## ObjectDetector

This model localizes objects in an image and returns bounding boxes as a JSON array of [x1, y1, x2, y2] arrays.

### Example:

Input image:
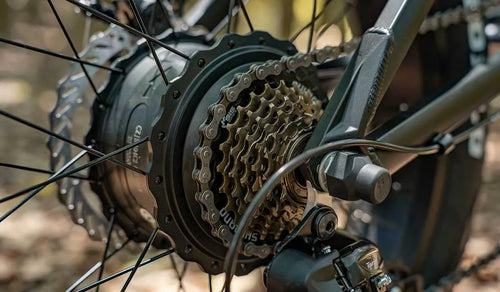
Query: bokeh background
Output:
[[0, 0, 498, 291]]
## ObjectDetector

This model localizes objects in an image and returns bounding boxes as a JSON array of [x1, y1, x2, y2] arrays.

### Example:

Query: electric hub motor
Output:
[[87, 31, 326, 275]]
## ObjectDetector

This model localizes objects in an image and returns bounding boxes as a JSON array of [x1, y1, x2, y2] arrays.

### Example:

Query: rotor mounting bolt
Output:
[[227, 40, 235, 48], [197, 58, 206, 67], [184, 245, 193, 254], [165, 215, 173, 224], [154, 175, 163, 184], [172, 90, 181, 99], [157, 131, 166, 141], [259, 37, 266, 44]]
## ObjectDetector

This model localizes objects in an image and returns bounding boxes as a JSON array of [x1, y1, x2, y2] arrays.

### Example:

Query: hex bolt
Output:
[[157, 131, 166, 141], [197, 58, 206, 67], [319, 152, 391, 204], [320, 245, 332, 255], [172, 90, 181, 99], [375, 274, 392, 288], [154, 175, 163, 184], [165, 215, 173, 224]]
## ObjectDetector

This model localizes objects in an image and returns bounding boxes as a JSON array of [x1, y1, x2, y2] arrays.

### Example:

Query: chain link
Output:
[[193, 37, 360, 258], [425, 244, 500, 291], [420, 0, 500, 34]]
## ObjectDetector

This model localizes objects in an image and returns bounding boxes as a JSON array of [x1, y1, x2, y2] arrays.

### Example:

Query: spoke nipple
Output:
[[197, 58, 206, 67]]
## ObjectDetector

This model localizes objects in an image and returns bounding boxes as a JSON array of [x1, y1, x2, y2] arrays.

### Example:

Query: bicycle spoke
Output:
[[0, 37, 122, 73], [96, 212, 116, 292], [0, 137, 148, 204], [148, 0, 159, 35], [0, 109, 145, 175], [179, 261, 188, 291], [208, 274, 213, 292], [157, 0, 178, 37], [46, 0, 101, 99], [170, 255, 188, 291], [226, 0, 236, 34], [0, 162, 91, 181], [121, 226, 159, 291], [237, 0, 253, 32], [205, 4, 241, 41], [0, 150, 87, 222], [126, 0, 169, 87], [316, 3, 353, 43], [290, 0, 334, 42], [66, 0, 189, 60], [67, 239, 131, 292], [77, 248, 173, 292], [307, 0, 317, 52], [82, 13, 92, 48]]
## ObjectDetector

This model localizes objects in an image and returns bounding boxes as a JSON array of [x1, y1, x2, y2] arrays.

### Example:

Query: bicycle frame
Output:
[[304, 0, 500, 176]]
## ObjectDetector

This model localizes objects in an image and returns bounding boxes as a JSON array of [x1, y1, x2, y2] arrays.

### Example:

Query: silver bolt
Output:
[[320, 245, 332, 255], [376, 274, 392, 288]]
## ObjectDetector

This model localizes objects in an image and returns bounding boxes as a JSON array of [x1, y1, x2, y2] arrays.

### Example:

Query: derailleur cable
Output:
[[223, 110, 500, 291]]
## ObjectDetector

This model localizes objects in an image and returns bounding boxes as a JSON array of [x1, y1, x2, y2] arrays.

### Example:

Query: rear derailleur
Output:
[[264, 204, 392, 292]]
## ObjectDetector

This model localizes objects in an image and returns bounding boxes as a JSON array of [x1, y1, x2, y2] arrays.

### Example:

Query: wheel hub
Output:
[[150, 31, 325, 273], [87, 31, 325, 275]]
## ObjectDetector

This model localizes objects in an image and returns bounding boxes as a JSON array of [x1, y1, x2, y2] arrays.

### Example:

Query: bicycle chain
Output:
[[192, 37, 360, 258], [420, 0, 500, 34], [425, 244, 500, 291]]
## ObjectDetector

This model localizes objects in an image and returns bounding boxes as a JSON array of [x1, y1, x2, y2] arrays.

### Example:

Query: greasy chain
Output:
[[192, 37, 360, 259]]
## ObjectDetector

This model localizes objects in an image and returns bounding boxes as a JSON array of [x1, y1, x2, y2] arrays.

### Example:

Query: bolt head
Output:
[[154, 175, 163, 184], [197, 58, 206, 67]]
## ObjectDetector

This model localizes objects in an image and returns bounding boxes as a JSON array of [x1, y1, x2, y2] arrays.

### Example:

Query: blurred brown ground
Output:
[[0, 0, 499, 291]]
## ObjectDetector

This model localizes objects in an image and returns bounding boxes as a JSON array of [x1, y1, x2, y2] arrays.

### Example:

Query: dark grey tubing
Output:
[[376, 52, 500, 173]]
